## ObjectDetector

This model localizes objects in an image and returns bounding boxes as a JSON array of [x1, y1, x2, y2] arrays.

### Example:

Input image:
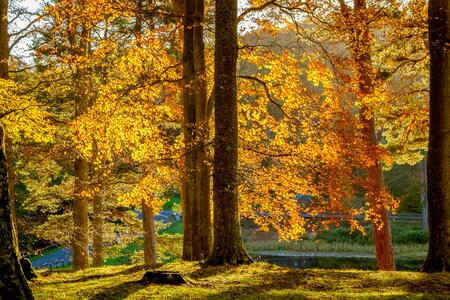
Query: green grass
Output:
[[162, 196, 181, 211], [158, 219, 183, 235], [29, 262, 450, 299]]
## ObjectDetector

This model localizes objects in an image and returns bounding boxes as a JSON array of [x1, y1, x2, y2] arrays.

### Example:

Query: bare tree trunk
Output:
[[339, 0, 395, 270], [142, 200, 157, 266], [0, 126, 34, 300], [181, 0, 212, 261], [92, 191, 103, 267], [423, 0, 450, 273], [204, 0, 252, 266], [419, 155, 429, 232]]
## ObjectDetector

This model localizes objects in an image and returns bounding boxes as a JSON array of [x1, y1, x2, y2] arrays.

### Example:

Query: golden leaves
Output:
[[0, 79, 54, 143]]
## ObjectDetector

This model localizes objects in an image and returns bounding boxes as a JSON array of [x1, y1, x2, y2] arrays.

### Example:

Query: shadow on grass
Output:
[[88, 280, 147, 300], [175, 266, 450, 300], [41, 265, 148, 284]]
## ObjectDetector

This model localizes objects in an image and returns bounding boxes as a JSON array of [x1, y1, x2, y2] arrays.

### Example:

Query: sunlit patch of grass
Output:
[[30, 262, 450, 299]]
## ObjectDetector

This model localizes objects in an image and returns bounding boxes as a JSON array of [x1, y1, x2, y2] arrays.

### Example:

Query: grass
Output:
[[158, 219, 183, 235], [29, 261, 450, 299], [162, 196, 181, 211]]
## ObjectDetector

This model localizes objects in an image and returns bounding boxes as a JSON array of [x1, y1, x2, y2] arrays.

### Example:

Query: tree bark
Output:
[[419, 155, 429, 232], [0, 0, 20, 253], [181, 0, 212, 261], [92, 191, 103, 267], [204, 0, 252, 266], [340, 0, 396, 271], [142, 200, 157, 266], [70, 9, 91, 270], [423, 0, 450, 273], [0, 126, 34, 300]]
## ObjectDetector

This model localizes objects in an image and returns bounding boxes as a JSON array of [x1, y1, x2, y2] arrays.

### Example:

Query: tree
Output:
[[0, 1, 35, 298], [180, 0, 212, 261], [0, 126, 34, 300], [337, 0, 395, 271], [204, 0, 252, 266], [422, 0, 450, 273]]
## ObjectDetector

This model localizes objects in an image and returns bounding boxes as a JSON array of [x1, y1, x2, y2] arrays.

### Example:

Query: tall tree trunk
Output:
[[92, 191, 103, 267], [423, 0, 450, 273], [71, 16, 91, 270], [0, 126, 34, 300], [340, 0, 395, 271], [181, 0, 211, 261], [0, 0, 20, 254], [133, 0, 158, 267], [204, 0, 252, 266], [142, 199, 157, 266], [419, 155, 429, 232]]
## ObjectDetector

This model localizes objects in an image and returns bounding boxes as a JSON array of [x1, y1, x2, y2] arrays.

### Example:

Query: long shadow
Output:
[[40, 265, 147, 284], [89, 280, 147, 300], [172, 267, 450, 300]]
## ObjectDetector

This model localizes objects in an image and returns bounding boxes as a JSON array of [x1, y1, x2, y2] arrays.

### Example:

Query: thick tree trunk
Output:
[[181, 0, 211, 261], [204, 0, 252, 266], [142, 200, 157, 266], [0, 126, 34, 300], [72, 156, 89, 270], [0, 0, 20, 252], [340, 0, 396, 271], [92, 192, 103, 267], [423, 0, 450, 273], [419, 155, 429, 232], [69, 0, 91, 269], [72, 49, 90, 272]]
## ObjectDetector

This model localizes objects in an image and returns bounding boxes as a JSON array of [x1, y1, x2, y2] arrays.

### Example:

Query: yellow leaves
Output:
[[0, 79, 54, 143]]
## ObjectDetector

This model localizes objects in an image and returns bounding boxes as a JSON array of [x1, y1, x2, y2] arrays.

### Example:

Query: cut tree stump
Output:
[[141, 271, 188, 285]]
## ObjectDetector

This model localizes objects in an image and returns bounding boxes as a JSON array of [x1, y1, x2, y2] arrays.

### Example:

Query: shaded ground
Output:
[[29, 262, 450, 299]]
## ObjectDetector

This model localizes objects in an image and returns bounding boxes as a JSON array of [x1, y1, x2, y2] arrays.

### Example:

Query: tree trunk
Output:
[[204, 0, 252, 266], [92, 192, 103, 267], [0, 126, 34, 300], [419, 155, 429, 232], [71, 26, 91, 271], [340, 0, 396, 270], [142, 200, 157, 266], [423, 0, 450, 273], [0, 0, 20, 253], [181, 0, 212, 261]]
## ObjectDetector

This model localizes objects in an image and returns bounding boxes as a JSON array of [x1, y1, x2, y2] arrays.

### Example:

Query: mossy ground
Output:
[[30, 262, 450, 299]]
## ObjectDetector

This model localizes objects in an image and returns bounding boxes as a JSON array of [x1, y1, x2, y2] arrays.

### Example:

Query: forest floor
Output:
[[29, 261, 450, 299]]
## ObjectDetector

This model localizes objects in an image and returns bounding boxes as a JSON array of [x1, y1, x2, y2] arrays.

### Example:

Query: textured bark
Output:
[[0, 0, 8, 79], [423, 0, 450, 273], [419, 155, 429, 232], [92, 192, 103, 267], [0, 0, 19, 252], [204, 0, 252, 266], [180, 0, 211, 261], [0, 126, 34, 300], [340, 0, 395, 271], [70, 8, 91, 270], [142, 200, 157, 266]]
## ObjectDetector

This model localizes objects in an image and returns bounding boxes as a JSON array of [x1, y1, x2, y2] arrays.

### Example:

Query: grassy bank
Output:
[[30, 262, 450, 299]]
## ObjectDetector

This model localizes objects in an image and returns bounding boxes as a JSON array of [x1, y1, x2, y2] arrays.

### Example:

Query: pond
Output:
[[252, 252, 423, 271]]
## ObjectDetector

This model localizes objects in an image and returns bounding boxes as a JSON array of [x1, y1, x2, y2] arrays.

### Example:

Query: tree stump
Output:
[[141, 271, 188, 285], [20, 258, 37, 280]]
